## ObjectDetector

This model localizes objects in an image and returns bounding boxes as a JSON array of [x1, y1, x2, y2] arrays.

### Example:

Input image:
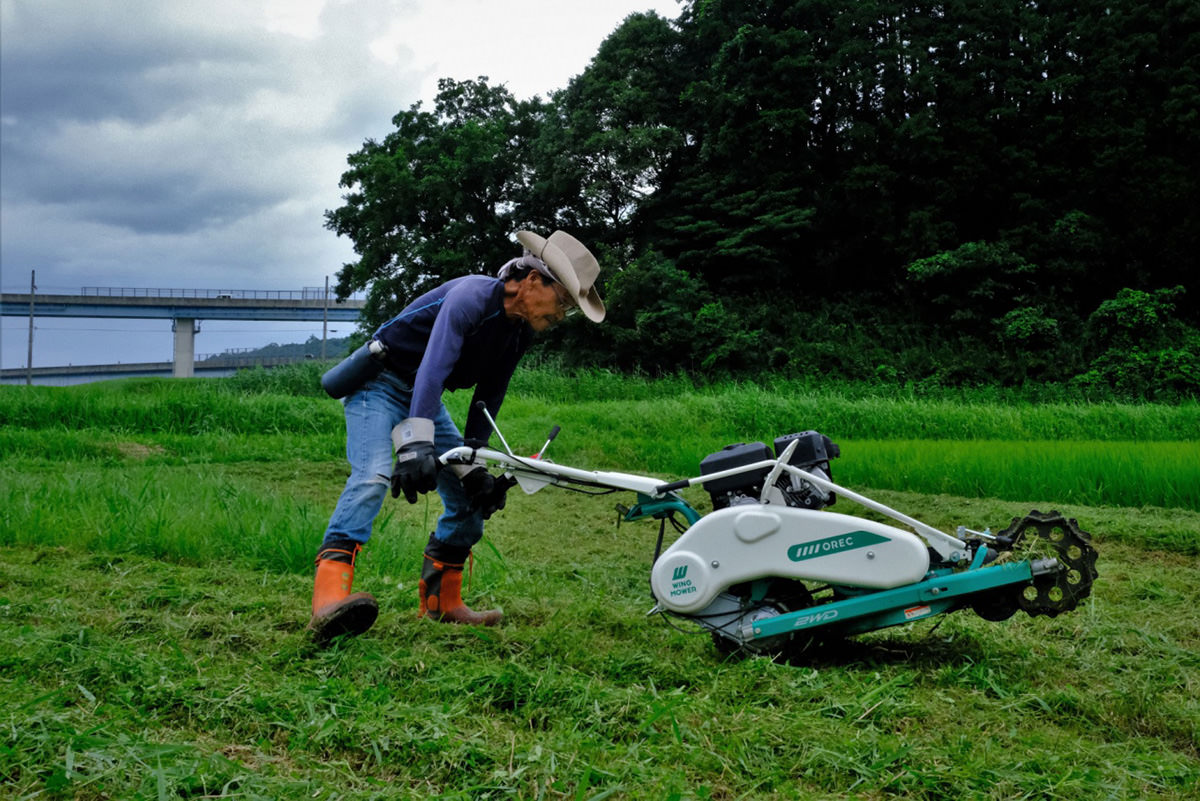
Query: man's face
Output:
[[515, 273, 575, 332]]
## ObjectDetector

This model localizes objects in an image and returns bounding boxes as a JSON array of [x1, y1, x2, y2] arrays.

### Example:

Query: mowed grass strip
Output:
[[1, 531, 1196, 799]]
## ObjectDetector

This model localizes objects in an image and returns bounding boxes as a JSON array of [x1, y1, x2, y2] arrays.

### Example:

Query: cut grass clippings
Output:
[[2, 531, 1197, 800]]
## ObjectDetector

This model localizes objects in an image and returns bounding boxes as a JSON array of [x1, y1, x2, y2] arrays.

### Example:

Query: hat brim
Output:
[[516, 230, 606, 323]]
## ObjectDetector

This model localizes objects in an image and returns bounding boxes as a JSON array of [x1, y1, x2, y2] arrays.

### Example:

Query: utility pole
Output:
[[26, 270, 36, 386], [322, 275, 329, 360]]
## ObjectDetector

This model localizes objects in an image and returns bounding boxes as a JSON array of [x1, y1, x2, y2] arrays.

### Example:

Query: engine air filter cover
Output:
[[773, 431, 839, 465], [699, 442, 773, 495]]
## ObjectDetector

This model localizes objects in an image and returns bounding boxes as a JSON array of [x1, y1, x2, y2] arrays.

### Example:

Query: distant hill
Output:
[[201, 335, 354, 362]]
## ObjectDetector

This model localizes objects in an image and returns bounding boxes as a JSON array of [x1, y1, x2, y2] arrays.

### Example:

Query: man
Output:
[[308, 230, 605, 643]]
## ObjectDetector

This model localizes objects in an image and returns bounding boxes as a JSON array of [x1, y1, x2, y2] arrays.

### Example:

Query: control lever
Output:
[[533, 425, 561, 460], [473, 401, 516, 457]]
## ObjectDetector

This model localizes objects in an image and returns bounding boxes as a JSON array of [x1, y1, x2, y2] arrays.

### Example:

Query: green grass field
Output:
[[2, 368, 1197, 799]]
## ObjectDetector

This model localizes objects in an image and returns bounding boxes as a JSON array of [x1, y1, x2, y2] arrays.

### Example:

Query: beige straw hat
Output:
[[515, 230, 606, 323]]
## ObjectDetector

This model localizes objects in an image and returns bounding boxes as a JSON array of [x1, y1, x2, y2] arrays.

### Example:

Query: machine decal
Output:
[[669, 574, 697, 598], [786, 531, 889, 562], [791, 608, 840, 628]]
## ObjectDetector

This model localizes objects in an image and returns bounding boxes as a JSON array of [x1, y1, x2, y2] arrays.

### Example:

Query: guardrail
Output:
[[78, 286, 366, 301]]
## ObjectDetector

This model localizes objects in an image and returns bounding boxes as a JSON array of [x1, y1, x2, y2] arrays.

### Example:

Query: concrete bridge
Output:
[[1, 286, 365, 378]]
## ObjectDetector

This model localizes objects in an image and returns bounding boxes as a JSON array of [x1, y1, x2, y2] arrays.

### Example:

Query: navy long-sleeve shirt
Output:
[[373, 275, 532, 444]]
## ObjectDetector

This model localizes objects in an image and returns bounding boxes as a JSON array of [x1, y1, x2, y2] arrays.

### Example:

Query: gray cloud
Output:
[[0, 0, 682, 368], [1, 2, 268, 125], [1, 0, 421, 288]]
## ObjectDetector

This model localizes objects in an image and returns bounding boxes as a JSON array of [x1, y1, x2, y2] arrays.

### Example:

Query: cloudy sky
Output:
[[0, 0, 681, 370]]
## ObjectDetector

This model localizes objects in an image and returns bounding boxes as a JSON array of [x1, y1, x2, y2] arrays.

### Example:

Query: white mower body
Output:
[[649, 506, 931, 614], [438, 415, 1097, 655]]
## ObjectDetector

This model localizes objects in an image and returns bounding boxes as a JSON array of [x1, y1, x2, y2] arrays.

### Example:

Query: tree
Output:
[[321, 0, 1199, 396], [649, 0, 825, 292], [526, 11, 688, 257], [324, 78, 542, 329], [1075, 286, 1199, 398]]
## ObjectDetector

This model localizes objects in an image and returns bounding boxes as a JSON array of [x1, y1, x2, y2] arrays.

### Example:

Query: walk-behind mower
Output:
[[441, 406, 1099, 658]]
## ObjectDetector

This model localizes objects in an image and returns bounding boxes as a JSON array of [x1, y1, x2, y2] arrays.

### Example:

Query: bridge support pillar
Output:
[[172, 318, 198, 378]]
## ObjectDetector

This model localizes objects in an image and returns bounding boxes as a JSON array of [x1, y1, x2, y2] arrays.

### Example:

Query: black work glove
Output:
[[390, 418, 440, 503], [461, 468, 517, 520]]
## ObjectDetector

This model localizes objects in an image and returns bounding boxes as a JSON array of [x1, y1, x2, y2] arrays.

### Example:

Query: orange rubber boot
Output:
[[307, 541, 379, 643], [418, 536, 502, 626]]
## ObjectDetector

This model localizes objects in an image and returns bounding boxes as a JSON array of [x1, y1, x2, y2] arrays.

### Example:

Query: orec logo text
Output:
[[786, 531, 888, 562]]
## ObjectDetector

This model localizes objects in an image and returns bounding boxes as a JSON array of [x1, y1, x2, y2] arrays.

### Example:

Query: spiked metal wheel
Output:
[[996, 510, 1100, 618]]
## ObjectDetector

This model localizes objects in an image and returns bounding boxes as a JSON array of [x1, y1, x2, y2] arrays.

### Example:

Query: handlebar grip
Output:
[[655, 479, 691, 494], [547, 425, 561, 441]]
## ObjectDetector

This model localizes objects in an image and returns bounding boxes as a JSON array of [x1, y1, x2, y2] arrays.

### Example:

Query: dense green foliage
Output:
[[2, 375, 1197, 798], [326, 0, 1199, 399]]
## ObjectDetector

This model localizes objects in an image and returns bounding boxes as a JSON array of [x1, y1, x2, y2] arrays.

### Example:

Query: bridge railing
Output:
[[78, 287, 365, 301]]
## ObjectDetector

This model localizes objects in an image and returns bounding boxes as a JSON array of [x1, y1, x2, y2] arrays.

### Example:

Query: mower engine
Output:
[[700, 431, 840, 511]]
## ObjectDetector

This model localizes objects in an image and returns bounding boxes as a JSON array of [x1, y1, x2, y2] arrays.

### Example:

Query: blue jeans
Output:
[[322, 370, 484, 549]]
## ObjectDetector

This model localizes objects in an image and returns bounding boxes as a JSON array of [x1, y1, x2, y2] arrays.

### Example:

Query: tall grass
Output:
[[508, 366, 1200, 440], [0, 378, 341, 434], [840, 439, 1200, 511], [0, 428, 346, 464], [5, 366, 1197, 441], [2, 372, 1197, 515], [1, 375, 1198, 565], [1, 463, 315, 570]]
